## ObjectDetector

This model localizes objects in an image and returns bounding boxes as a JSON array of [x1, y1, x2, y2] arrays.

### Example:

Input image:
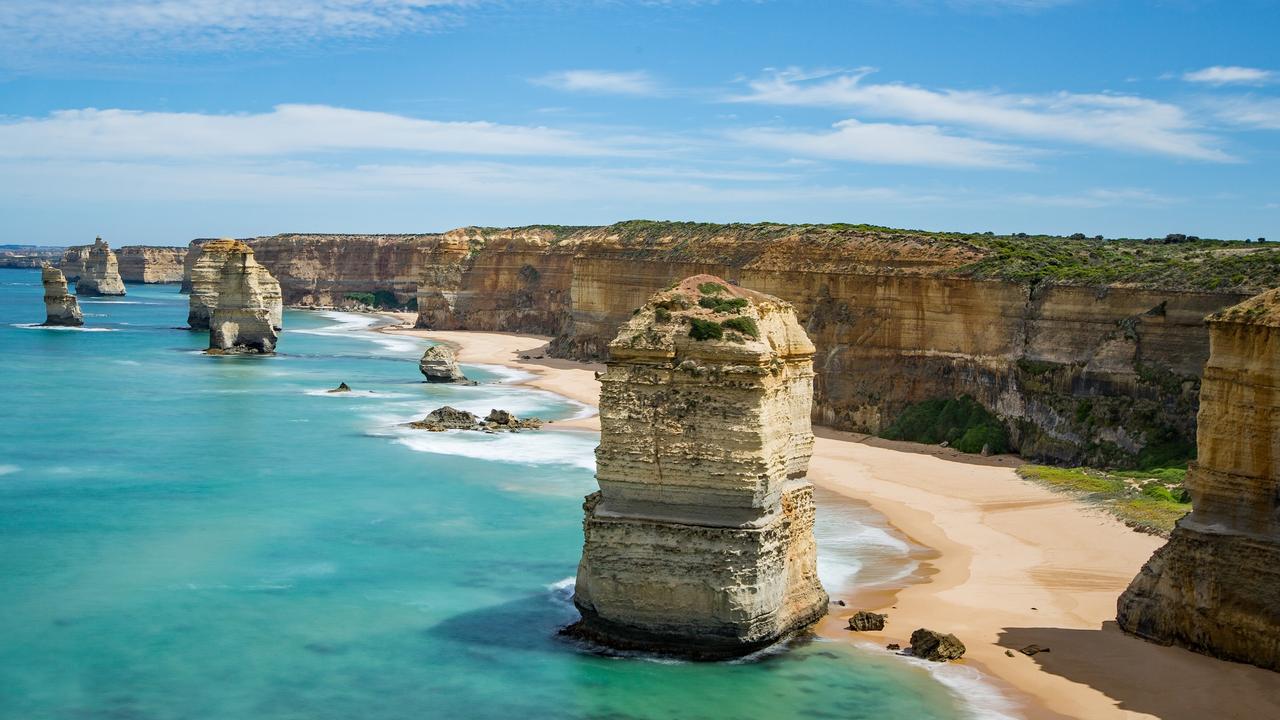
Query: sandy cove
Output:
[[376, 317, 1280, 720]]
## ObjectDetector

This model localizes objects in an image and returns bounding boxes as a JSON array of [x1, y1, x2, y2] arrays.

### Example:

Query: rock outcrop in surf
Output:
[[40, 265, 83, 327], [207, 242, 282, 355], [567, 274, 828, 659], [1117, 288, 1280, 672], [74, 238, 125, 296], [419, 345, 466, 383]]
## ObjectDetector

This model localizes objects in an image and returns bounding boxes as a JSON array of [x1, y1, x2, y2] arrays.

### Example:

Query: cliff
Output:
[[40, 265, 83, 326], [116, 246, 185, 283], [189, 239, 282, 331], [569, 275, 827, 658], [208, 242, 281, 354], [177, 222, 1279, 465], [73, 238, 126, 296], [1117, 289, 1280, 671]]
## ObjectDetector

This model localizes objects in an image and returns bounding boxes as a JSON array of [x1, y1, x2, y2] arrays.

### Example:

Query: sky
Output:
[[0, 0, 1277, 245]]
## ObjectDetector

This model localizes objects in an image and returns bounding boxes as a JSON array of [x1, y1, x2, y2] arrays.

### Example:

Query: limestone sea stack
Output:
[[568, 274, 828, 659], [74, 238, 126, 296], [40, 265, 83, 326], [1117, 288, 1280, 671], [189, 239, 282, 332], [419, 345, 467, 383], [207, 242, 281, 354]]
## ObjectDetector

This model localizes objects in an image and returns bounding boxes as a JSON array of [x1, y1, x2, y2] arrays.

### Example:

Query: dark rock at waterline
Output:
[[409, 406, 478, 431], [846, 611, 887, 632], [483, 408, 543, 430], [907, 628, 966, 661], [328, 382, 351, 393], [886, 643, 901, 651]]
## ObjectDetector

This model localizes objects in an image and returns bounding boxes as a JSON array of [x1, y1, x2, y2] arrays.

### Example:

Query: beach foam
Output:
[[11, 323, 116, 332]]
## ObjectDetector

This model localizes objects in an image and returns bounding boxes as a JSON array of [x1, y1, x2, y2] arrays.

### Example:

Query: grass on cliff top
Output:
[[1017, 465, 1191, 535]]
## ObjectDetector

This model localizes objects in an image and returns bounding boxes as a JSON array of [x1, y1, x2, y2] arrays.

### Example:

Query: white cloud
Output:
[[532, 70, 662, 96], [1212, 97, 1280, 130], [731, 68, 1233, 162], [0, 105, 624, 159], [1183, 66, 1274, 86], [733, 119, 1030, 168], [1006, 187, 1177, 208]]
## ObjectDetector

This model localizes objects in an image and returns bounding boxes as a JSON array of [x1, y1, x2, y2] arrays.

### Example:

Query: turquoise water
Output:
[[0, 269, 985, 720]]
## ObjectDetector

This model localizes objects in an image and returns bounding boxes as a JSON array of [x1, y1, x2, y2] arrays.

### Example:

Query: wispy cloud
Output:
[[532, 69, 662, 96], [1006, 187, 1177, 208], [0, 105, 626, 159], [733, 119, 1030, 168], [731, 68, 1233, 162], [1182, 66, 1274, 86], [1212, 96, 1280, 130]]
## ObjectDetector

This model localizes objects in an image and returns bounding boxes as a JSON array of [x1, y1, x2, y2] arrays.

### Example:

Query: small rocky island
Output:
[[409, 406, 542, 432], [419, 345, 467, 383], [1118, 288, 1280, 671], [74, 238, 126, 296], [40, 265, 83, 327], [567, 274, 828, 659], [207, 241, 283, 355]]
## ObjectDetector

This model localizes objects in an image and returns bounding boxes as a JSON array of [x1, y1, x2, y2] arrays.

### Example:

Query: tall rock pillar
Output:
[[570, 274, 827, 658], [40, 265, 84, 326], [1117, 288, 1280, 671], [74, 238, 126, 296], [207, 242, 282, 355]]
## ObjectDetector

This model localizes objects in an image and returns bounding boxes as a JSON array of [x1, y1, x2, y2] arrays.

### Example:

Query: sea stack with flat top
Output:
[[568, 274, 827, 659], [1117, 287, 1280, 672], [189, 238, 282, 332], [74, 237, 126, 296], [208, 241, 281, 355], [40, 264, 84, 326]]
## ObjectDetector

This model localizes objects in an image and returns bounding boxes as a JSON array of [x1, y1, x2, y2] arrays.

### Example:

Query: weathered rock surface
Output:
[[40, 265, 83, 326], [73, 238, 126, 296], [1117, 289, 1280, 672], [846, 611, 887, 632], [419, 345, 466, 383], [407, 406, 542, 432], [207, 242, 280, 354], [189, 239, 282, 331], [569, 275, 828, 659], [116, 246, 185, 283], [328, 382, 351, 393], [482, 408, 542, 430], [908, 628, 967, 661]]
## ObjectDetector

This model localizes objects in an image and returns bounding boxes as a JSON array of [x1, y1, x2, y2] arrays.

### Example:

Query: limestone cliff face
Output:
[[189, 240, 282, 331], [245, 234, 442, 307], [1117, 289, 1280, 672], [40, 265, 83, 326], [73, 239, 126, 296], [570, 275, 827, 658], [208, 242, 281, 354], [116, 246, 185, 283]]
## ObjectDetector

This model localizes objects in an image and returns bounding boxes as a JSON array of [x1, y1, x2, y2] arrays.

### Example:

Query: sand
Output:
[[377, 317, 1280, 720]]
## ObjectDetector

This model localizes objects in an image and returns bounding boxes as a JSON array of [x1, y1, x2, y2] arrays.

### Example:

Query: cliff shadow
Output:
[[997, 622, 1280, 719]]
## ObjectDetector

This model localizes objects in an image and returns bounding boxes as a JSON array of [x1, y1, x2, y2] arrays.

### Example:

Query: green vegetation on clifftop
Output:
[[1017, 465, 1191, 535]]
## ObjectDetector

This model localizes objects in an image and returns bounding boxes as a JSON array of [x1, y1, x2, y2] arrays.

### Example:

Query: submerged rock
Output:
[[1117, 288, 1280, 672], [419, 345, 466, 383], [40, 265, 83, 327], [207, 242, 281, 355], [908, 628, 966, 662], [74, 238, 126, 296], [568, 274, 828, 659], [846, 611, 887, 632]]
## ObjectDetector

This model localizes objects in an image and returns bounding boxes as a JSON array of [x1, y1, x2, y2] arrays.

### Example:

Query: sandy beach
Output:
[[378, 318, 1280, 720]]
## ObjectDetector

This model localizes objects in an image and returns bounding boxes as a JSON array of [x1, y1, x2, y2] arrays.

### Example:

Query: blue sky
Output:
[[1, 0, 1277, 245]]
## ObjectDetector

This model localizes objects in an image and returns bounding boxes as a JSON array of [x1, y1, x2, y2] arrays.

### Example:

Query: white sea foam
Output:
[[390, 427, 597, 471], [0, 465, 18, 476], [913, 656, 1021, 720], [304, 388, 413, 399], [469, 363, 536, 384], [11, 323, 116, 332], [77, 300, 157, 305], [295, 311, 423, 355]]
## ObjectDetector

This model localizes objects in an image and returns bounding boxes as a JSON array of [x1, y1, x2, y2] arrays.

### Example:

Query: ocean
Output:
[[0, 268, 997, 719]]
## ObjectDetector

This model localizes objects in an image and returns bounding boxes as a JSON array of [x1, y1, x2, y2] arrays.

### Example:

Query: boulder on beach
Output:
[[907, 628, 966, 662], [846, 611, 887, 632], [419, 345, 466, 383], [483, 408, 543, 430]]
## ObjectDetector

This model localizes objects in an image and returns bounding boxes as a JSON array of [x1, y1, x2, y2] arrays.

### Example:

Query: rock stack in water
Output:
[[74, 238, 126, 296], [189, 239, 282, 332], [1117, 288, 1280, 672], [40, 265, 83, 326], [419, 345, 467, 383], [569, 274, 828, 658], [207, 242, 282, 354]]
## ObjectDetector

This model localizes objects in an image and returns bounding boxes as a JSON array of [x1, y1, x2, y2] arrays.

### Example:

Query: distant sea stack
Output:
[[207, 241, 282, 354], [568, 274, 828, 659], [74, 238, 126, 296], [1117, 288, 1280, 672], [189, 239, 282, 332], [40, 265, 83, 327]]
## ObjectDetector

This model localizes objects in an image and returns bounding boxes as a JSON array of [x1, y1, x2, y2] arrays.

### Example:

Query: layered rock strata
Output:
[[189, 239, 282, 331], [40, 265, 83, 326], [74, 238, 126, 296], [1117, 289, 1280, 672], [569, 275, 828, 658], [207, 242, 281, 354], [116, 246, 185, 283], [419, 345, 467, 383]]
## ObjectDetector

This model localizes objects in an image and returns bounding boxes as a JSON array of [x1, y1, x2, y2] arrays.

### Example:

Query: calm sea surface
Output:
[[0, 268, 994, 720]]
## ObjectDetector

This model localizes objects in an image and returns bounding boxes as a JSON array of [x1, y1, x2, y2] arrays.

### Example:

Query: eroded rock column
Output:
[[569, 274, 827, 658], [74, 238, 126, 296], [40, 265, 83, 326], [208, 242, 281, 354], [1117, 288, 1280, 671]]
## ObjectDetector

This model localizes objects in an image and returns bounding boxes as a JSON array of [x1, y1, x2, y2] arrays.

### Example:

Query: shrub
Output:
[[345, 292, 376, 306], [698, 296, 749, 313], [697, 282, 727, 295], [688, 317, 724, 340], [654, 307, 672, 322], [881, 396, 1009, 454], [721, 316, 759, 338]]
